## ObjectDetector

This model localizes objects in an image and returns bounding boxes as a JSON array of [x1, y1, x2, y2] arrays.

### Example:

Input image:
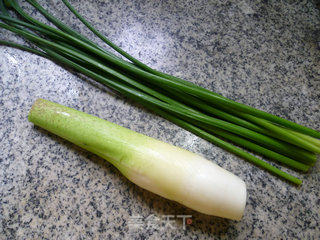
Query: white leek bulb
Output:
[[28, 99, 246, 220]]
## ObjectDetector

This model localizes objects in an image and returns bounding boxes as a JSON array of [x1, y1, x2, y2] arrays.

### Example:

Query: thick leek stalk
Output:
[[28, 99, 247, 220]]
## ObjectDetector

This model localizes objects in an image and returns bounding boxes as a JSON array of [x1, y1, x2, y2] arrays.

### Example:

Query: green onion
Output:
[[59, 0, 320, 139], [1, 0, 319, 185], [0, 21, 313, 164], [41, 46, 306, 184]]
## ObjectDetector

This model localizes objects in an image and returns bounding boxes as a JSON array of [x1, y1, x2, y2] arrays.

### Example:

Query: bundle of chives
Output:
[[1, 0, 319, 185]]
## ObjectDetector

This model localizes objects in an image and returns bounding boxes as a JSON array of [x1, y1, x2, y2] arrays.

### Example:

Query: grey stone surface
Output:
[[0, 0, 319, 239]]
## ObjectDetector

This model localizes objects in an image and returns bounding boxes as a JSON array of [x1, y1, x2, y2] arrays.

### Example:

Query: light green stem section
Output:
[[288, 129, 320, 148], [28, 98, 149, 176]]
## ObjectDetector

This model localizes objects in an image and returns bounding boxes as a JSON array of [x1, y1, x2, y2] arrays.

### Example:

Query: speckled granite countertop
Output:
[[0, 0, 319, 239]]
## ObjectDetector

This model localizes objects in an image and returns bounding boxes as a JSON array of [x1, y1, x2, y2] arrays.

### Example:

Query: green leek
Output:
[[28, 99, 247, 220]]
